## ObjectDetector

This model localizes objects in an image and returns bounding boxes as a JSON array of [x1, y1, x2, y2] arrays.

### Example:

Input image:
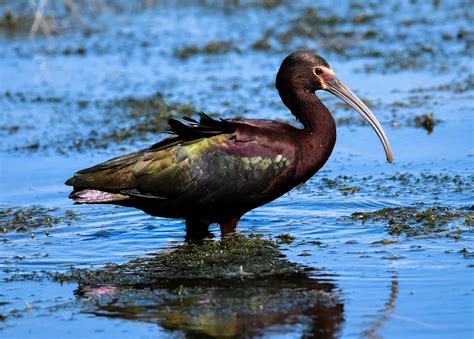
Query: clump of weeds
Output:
[[350, 205, 473, 237], [414, 113, 439, 134], [174, 40, 238, 59], [0, 206, 79, 235], [53, 234, 305, 285]]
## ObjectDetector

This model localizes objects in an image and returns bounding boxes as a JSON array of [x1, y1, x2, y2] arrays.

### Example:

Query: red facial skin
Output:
[[314, 66, 336, 89]]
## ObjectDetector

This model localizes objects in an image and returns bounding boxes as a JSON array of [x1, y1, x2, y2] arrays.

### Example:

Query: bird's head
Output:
[[276, 51, 393, 163]]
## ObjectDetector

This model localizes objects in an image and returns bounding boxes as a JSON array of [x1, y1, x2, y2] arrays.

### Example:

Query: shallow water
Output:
[[1, 1, 473, 338]]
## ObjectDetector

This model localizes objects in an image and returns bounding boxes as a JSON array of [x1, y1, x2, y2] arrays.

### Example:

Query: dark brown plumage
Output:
[[66, 51, 393, 239]]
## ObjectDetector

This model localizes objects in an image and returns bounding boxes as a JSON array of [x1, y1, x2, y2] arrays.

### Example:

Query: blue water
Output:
[[1, 1, 473, 338]]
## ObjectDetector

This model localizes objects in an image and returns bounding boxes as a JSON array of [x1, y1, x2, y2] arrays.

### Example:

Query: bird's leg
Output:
[[185, 218, 212, 241], [220, 218, 240, 237]]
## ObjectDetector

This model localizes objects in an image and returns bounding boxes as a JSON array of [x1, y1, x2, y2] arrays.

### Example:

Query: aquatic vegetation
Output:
[[350, 205, 473, 237], [250, 3, 471, 72], [414, 113, 438, 134], [53, 234, 306, 285], [0, 10, 23, 29], [174, 40, 238, 59], [0, 125, 20, 134], [4, 92, 199, 152], [62, 46, 87, 56], [69, 92, 197, 150], [338, 185, 360, 195], [314, 173, 473, 197], [0, 10, 35, 34], [371, 239, 398, 245], [52, 233, 344, 337], [0, 206, 78, 234], [251, 37, 272, 51], [276, 233, 295, 244]]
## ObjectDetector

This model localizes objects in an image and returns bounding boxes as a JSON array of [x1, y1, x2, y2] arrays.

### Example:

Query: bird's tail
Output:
[[69, 189, 129, 204]]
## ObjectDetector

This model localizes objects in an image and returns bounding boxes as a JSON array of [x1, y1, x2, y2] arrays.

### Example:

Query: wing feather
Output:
[[66, 114, 294, 208]]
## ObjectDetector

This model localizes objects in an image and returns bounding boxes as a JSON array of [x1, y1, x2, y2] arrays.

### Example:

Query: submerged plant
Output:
[[0, 206, 79, 234], [53, 234, 305, 285], [174, 40, 238, 59], [414, 113, 438, 134], [350, 205, 473, 237]]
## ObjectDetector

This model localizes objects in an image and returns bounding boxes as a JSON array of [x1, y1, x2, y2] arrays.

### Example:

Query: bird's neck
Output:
[[285, 89, 337, 182]]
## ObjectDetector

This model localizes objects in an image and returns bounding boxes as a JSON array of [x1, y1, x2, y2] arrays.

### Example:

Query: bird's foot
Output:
[[220, 218, 240, 237]]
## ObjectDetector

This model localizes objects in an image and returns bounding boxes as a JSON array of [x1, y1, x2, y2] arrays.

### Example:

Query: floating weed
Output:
[[0, 206, 79, 234], [174, 40, 238, 59], [315, 173, 473, 197], [338, 186, 360, 195], [459, 248, 474, 259], [251, 37, 272, 51], [65, 92, 198, 151], [371, 239, 398, 245], [410, 74, 474, 94], [414, 113, 439, 134], [276, 233, 296, 244], [0, 10, 36, 35], [252, 3, 471, 72], [62, 46, 87, 56], [53, 234, 305, 285], [318, 177, 361, 195], [350, 205, 473, 237], [5, 91, 200, 153]]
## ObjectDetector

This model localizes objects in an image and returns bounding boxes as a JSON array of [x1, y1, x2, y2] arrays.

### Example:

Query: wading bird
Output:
[[66, 51, 393, 239]]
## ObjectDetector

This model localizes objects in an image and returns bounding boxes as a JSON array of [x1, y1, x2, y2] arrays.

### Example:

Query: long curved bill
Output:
[[325, 78, 393, 163]]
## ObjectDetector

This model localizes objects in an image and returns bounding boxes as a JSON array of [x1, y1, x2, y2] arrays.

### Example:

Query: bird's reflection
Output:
[[75, 274, 345, 338], [361, 275, 399, 338]]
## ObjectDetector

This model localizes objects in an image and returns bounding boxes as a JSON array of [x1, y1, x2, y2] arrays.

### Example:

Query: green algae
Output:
[[3, 91, 63, 103], [371, 239, 398, 245], [64, 92, 198, 152], [53, 234, 306, 285], [414, 113, 438, 134], [174, 40, 238, 59], [410, 74, 474, 94], [350, 205, 473, 237], [318, 178, 360, 195], [251, 3, 471, 72], [315, 173, 473, 197], [276, 233, 295, 244], [0, 206, 79, 234], [0, 10, 34, 34], [0, 10, 23, 29], [338, 185, 360, 195], [251, 37, 272, 51], [3, 90, 199, 153]]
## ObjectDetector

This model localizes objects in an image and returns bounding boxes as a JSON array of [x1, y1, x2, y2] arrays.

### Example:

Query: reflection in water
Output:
[[361, 276, 399, 338], [76, 275, 344, 338]]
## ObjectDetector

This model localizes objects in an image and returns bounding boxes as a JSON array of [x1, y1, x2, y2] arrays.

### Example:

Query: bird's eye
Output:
[[315, 68, 324, 75]]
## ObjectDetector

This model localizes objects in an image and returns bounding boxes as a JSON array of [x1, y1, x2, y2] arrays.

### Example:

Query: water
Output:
[[0, 1, 473, 338]]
